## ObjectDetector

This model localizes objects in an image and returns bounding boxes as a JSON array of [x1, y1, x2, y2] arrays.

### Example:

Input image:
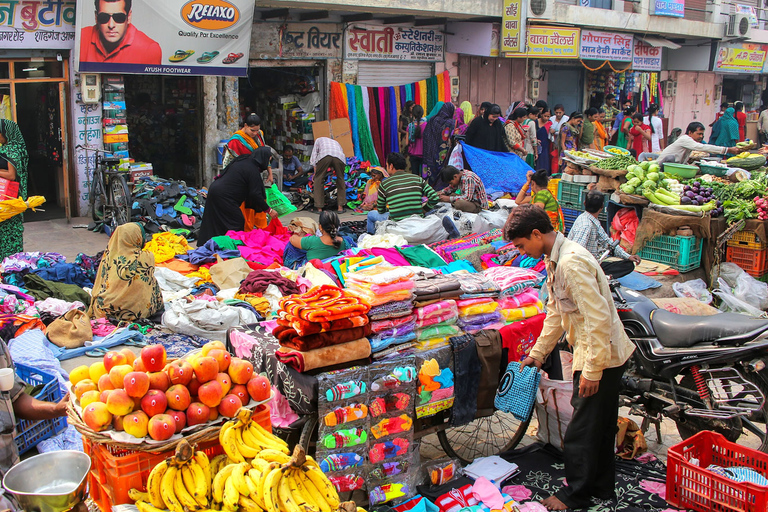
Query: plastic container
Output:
[[727, 230, 768, 251], [699, 162, 728, 177], [603, 145, 630, 156], [216, 139, 228, 166], [726, 246, 768, 278], [562, 207, 580, 235], [667, 431, 768, 512], [637, 234, 702, 273], [14, 363, 66, 455], [662, 162, 699, 179], [557, 181, 588, 210], [547, 178, 560, 199]]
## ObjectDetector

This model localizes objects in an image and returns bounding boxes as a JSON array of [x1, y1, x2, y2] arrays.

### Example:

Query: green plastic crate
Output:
[[557, 181, 587, 210], [637, 235, 702, 273]]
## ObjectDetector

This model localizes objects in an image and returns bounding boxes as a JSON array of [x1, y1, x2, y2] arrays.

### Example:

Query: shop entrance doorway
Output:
[[546, 69, 584, 115]]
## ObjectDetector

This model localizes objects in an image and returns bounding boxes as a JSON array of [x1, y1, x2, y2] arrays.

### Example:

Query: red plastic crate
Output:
[[726, 246, 768, 278], [666, 431, 768, 512]]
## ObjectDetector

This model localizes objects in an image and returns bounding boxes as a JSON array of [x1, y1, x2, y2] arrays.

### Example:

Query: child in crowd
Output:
[[629, 114, 651, 158], [356, 166, 389, 212], [282, 145, 309, 191]]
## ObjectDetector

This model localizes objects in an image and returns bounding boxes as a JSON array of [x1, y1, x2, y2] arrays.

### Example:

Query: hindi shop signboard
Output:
[[0, 0, 76, 49], [713, 42, 768, 74], [344, 24, 444, 62], [501, 0, 523, 53], [632, 39, 662, 71], [75, 0, 255, 76], [280, 24, 341, 59], [580, 30, 633, 62], [652, 0, 685, 18], [518, 26, 580, 59]]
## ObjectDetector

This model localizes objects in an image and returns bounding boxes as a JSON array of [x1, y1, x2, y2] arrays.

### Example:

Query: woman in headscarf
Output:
[[198, 146, 277, 245], [89, 223, 163, 321], [453, 104, 468, 136], [714, 107, 740, 148], [465, 104, 507, 152], [422, 102, 456, 188], [504, 107, 529, 159], [0, 119, 29, 261], [460, 101, 474, 125]]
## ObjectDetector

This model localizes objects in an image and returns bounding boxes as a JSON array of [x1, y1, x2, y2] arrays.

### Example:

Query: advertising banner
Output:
[[501, 0, 523, 53], [75, 0, 255, 76], [652, 0, 685, 17], [0, 0, 76, 49], [580, 30, 633, 62], [514, 26, 579, 59], [633, 40, 662, 71], [344, 24, 444, 61], [714, 42, 768, 74], [280, 24, 342, 59]]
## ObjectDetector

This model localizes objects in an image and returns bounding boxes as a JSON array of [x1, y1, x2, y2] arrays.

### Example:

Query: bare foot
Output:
[[541, 495, 569, 511]]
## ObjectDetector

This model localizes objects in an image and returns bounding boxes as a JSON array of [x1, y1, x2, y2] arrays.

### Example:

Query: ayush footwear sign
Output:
[[75, 0, 254, 76]]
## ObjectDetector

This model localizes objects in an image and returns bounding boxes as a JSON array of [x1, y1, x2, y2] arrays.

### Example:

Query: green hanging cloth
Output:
[[354, 86, 380, 165]]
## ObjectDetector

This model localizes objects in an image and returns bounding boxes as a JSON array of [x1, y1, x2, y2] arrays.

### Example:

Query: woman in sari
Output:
[[422, 102, 456, 188], [617, 106, 635, 149], [0, 119, 29, 261], [714, 107, 740, 148], [593, 111, 609, 151], [89, 223, 163, 321], [515, 169, 564, 232], [504, 108, 529, 159]]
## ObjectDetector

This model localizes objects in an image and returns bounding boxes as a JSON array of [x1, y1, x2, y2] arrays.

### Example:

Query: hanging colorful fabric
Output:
[[354, 86, 380, 165], [346, 83, 364, 161], [436, 73, 445, 103], [329, 83, 348, 120], [418, 80, 428, 108], [442, 70, 452, 101], [389, 87, 400, 153]]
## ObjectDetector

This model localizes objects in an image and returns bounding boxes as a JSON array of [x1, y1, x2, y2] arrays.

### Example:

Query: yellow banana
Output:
[[293, 468, 325, 512], [233, 425, 261, 459], [240, 495, 264, 512], [195, 451, 212, 496], [231, 462, 251, 496], [135, 500, 167, 512], [286, 467, 312, 510], [160, 465, 184, 512], [174, 465, 200, 511], [187, 460, 209, 508], [146, 459, 169, 509], [210, 453, 227, 477], [221, 426, 246, 463], [259, 449, 291, 464], [251, 421, 288, 447], [278, 467, 300, 512], [223, 478, 240, 510], [244, 468, 259, 497], [242, 427, 266, 451], [247, 468, 265, 508], [262, 465, 284, 512], [302, 466, 339, 509], [219, 419, 234, 441], [303, 455, 321, 470], [128, 488, 150, 503], [251, 457, 270, 473], [212, 463, 236, 503], [248, 422, 289, 453], [257, 462, 279, 503], [357, 508, 367, 512]]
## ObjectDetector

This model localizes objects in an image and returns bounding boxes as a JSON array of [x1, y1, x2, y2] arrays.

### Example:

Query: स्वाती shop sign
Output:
[[0, 0, 76, 49], [75, 0, 255, 76], [580, 30, 633, 62], [714, 42, 768, 73], [517, 26, 579, 58], [633, 39, 662, 71], [344, 24, 444, 61]]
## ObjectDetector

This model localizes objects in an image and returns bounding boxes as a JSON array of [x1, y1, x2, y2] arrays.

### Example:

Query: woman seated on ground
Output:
[[289, 211, 348, 261], [515, 169, 565, 232], [89, 223, 163, 321]]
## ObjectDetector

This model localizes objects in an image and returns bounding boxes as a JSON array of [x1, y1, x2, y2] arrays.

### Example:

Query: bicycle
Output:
[[77, 145, 132, 232]]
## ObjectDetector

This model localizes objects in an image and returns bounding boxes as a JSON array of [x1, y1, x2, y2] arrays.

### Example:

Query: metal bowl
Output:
[[3, 450, 91, 512]]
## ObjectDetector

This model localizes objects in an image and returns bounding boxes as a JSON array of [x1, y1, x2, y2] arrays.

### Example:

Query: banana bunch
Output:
[[211, 445, 343, 512], [133, 440, 213, 512], [220, 408, 290, 464]]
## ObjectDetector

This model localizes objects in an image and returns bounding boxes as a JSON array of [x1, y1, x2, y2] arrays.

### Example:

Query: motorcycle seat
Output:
[[651, 309, 768, 348]]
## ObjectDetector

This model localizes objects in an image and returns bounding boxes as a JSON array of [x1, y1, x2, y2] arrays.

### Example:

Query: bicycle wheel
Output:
[[90, 168, 107, 222], [108, 174, 132, 227], [437, 411, 531, 464]]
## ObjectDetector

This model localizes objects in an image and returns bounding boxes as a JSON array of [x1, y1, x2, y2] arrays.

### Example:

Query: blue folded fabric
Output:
[[33, 263, 93, 288], [461, 142, 531, 195], [178, 239, 241, 264], [618, 271, 662, 291]]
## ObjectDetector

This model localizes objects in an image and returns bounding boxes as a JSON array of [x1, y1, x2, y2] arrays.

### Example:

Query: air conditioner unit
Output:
[[662, 80, 677, 97], [528, 0, 554, 20], [529, 79, 541, 100], [727, 13, 752, 38]]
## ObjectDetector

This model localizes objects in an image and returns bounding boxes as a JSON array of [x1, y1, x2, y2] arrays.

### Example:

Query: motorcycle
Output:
[[600, 243, 768, 450]]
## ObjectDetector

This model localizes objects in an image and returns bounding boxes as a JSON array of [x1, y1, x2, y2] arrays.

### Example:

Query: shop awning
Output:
[[640, 36, 681, 50]]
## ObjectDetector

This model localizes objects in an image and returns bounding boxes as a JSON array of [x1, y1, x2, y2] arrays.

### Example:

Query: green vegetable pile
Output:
[[594, 154, 638, 170], [619, 161, 661, 196]]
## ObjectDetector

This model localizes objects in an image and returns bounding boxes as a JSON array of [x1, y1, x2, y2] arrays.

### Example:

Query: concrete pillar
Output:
[[201, 76, 239, 186]]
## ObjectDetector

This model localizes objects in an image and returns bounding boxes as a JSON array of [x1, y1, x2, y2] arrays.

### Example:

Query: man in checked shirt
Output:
[[438, 166, 488, 213]]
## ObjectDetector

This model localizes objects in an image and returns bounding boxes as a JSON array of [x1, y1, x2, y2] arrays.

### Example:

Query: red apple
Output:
[[208, 349, 231, 372], [120, 348, 136, 365], [140, 344, 167, 372], [192, 356, 219, 383], [186, 402, 211, 427], [246, 375, 271, 402], [230, 384, 249, 405], [103, 351, 128, 372], [148, 371, 171, 392], [167, 360, 194, 386], [141, 389, 168, 417], [148, 414, 176, 441], [228, 358, 254, 385], [123, 371, 150, 398], [218, 394, 242, 418], [167, 410, 186, 433], [166, 384, 191, 411]]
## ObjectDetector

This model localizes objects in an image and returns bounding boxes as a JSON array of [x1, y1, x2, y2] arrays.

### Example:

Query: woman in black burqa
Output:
[[464, 103, 508, 152], [198, 146, 277, 245]]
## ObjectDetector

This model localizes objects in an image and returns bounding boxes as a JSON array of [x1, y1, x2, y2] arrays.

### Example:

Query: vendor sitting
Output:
[[367, 152, 460, 238], [568, 187, 641, 279], [438, 166, 488, 213], [282, 145, 309, 191], [655, 122, 740, 164], [289, 211, 348, 261]]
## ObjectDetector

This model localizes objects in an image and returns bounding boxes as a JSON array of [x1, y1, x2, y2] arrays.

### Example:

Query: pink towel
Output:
[[471, 477, 504, 510]]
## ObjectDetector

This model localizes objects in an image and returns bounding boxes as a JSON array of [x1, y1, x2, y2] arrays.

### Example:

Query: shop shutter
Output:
[[356, 62, 434, 87], [684, 0, 707, 22]]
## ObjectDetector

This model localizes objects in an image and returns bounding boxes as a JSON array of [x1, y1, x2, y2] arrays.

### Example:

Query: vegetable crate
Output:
[[562, 207, 580, 235], [556, 181, 607, 224], [667, 431, 768, 512], [14, 363, 67, 455], [726, 246, 768, 278], [637, 235, 702, 273], [727, 230, 768, 251], [547, 178, 561, 199]]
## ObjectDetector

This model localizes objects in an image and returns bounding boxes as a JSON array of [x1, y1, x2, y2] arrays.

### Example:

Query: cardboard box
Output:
[[311, 118, 354, 159], [0, 178, 19, 198], [104, 133, 129, 143]]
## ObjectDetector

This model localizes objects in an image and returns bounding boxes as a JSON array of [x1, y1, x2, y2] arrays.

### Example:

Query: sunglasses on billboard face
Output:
[[97, 12, 127, 24]]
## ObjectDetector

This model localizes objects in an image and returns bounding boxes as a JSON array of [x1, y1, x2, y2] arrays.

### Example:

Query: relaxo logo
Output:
[[181, 0, 240, 31]]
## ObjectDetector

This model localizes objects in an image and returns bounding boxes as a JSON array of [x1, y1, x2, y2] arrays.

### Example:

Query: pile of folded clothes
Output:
[[454, 272, 500, 299], [274, 285, 372, 372], [414, 299, 461, 345], [412, 273, 462, 302], [482, 267, 545, 298], [497, 288, 544, 324], [456, 298, 503, 334]]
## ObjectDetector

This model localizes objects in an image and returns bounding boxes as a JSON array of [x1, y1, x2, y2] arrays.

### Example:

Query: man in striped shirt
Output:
[[367, 152, 459, 238]]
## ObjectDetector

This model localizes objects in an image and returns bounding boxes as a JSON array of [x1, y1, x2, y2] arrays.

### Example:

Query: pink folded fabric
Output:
[[498, 288, 540, 309], [415, 300, 457, 320], [370, 280, 415, 294], [455, 298, 494, 308], [371, 313, 417, 333], [472, 477, 504, 510], [416, 312, 457, 329]]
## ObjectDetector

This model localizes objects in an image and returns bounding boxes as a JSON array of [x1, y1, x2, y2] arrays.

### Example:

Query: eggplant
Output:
[[691, 200, 699, 206], [695, 195, 705, 203], [685, 191, 696, 198], [680, 196, 692, 204]]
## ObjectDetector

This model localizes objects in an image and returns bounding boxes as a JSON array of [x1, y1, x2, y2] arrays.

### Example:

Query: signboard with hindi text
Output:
[[713, 42, 768, 74], [75, 0, 255, 76], [580, 30, 633, 62], [632, 39, 662, 71], [501, 0, 523, 53], [279, 24, 341, 59], [652, 0, 685, 17], [344, 24, 444, 61], [0, 0, 76, 49], [512, 26, 579, 59]]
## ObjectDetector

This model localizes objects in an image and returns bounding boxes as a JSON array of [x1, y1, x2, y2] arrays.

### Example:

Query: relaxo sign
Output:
[[75, 0, 254, 76]]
